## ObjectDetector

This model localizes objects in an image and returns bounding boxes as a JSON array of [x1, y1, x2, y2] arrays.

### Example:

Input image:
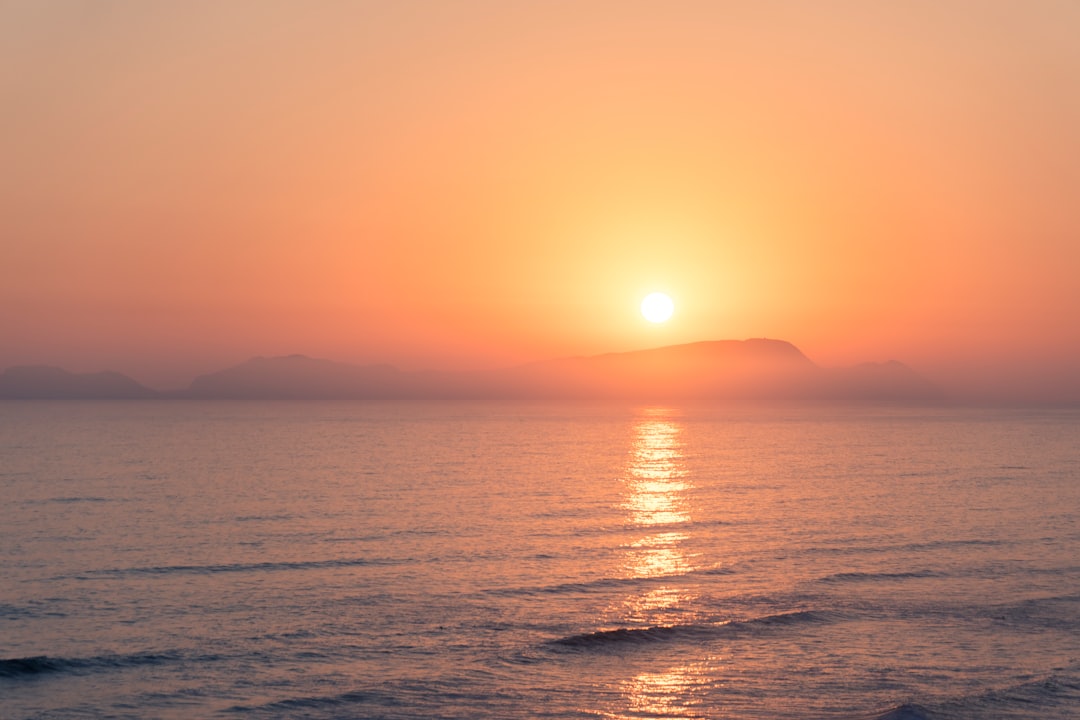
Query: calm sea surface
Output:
[[1, 401, 1078, 719]]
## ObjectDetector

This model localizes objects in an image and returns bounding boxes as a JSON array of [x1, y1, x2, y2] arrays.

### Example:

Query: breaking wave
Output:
[[549, 609, 836, 650], [0, 650, 200, 679]]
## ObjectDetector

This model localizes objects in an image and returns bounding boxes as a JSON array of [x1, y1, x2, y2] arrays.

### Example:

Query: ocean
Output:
[[1, 401, 1078, 719]]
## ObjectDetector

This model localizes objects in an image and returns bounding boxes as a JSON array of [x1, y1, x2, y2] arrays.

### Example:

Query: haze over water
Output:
[[3, 401, 1078, 719]]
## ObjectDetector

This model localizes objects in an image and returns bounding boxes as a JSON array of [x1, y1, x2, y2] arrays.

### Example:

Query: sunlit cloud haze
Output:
[[2, 1, 1079, 400]]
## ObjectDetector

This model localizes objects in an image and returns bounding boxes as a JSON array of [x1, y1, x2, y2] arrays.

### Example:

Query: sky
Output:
[[2, 1, 1079, 400]]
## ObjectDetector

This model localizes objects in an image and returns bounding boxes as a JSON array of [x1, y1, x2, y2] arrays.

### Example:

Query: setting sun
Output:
[[3, 4, 1080, 718], [641, 293, 675, 323]]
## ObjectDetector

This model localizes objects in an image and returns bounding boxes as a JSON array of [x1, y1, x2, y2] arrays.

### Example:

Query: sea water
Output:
[[1, 401, 1078, 719]]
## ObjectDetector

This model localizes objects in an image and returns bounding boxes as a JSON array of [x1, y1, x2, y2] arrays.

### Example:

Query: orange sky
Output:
[[2, 1, 1079, 399]]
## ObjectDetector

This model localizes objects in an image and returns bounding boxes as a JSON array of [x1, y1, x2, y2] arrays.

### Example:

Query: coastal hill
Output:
[[0, 339, 944, 402], [182, 339, 942, 402], [0, 365, 159, 399], [487, 339, 821, 400], [185, 354, 405, 399]]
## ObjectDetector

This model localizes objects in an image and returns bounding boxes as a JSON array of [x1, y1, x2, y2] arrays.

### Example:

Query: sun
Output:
[[640, 292, 674, 323]]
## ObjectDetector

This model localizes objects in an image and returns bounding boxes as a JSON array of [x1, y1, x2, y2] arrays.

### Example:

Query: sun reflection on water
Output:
[[596, 410, 718, 720], [622, 409, 694, 578], [618, 661, 715, 720], [624, 532, 692, 580]]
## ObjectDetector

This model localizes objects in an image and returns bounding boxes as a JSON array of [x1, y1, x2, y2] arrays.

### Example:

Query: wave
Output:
[[74, 555, 398, 578], [0, 656, 69, 677], [984, 592, 1080, 631], [226, 689, 387, 715], [863, 672, 1080, 720], [488, 576, 651, 597], [862, 703, 933, 720], [0, 602, 66, 621], [820, 569, 942, 583], [548, 609, 835, 650], [490, 564, 737, 598], [808, 538, 1009, 557], [25, 495, 114, 505], [0, 650, 203, 679], [952, 673, 1080, 715], [898, 538, 1007, 552], [853, 670, 1080, 720]]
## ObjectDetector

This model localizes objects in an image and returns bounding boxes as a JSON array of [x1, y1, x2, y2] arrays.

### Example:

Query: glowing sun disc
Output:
[[641, 292, 674, 323]]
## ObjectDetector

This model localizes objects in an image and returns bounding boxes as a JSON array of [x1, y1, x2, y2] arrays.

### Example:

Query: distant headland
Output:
[[0, 339, 944, 403]]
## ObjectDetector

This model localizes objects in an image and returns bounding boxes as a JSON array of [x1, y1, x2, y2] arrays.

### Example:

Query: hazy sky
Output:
[[3, 1, 1079, 398]]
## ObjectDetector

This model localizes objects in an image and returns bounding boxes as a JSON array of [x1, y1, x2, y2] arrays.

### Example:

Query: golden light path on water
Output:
[[622, 409, 693, 580], [609, 409, 719, 719], [622, 662, 715, 720]]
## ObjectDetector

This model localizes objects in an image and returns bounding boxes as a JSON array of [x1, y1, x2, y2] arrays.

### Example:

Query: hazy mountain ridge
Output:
[[185, 354, 404, 399], [0, 365, 159, 399], [0, 339, 944, 402]]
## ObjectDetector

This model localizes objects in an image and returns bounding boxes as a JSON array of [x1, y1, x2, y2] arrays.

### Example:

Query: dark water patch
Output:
[[820, 569, 943, 584], [548, 609, 836, 651]]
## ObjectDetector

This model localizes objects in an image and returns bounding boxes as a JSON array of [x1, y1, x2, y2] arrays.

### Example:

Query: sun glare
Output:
[[641, 292, 674, 323]]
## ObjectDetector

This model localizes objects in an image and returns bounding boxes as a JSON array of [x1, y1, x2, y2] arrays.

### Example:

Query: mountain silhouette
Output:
[[185, 354, 405, 399], [0, 366, 158, 399], [177, 339, 943, 402], [471, 339, 812, 400], [0, 340, 945, 402]]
